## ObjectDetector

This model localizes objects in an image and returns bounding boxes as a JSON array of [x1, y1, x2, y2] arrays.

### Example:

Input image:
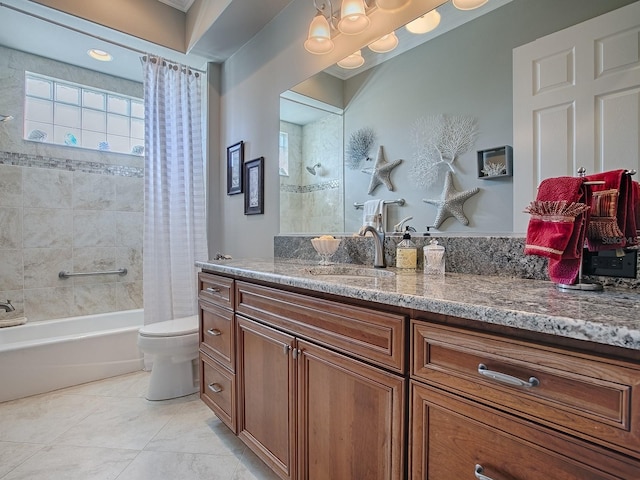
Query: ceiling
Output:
[[0, 0, 511, 86], [0, 0, 294, 82]]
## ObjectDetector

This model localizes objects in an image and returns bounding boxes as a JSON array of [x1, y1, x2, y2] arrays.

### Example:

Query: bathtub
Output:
[[0, 309, 144, 403]]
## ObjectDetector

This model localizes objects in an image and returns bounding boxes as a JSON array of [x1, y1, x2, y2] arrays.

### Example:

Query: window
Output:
[[24, 73, 145, 156], [279, 131, 289, 176]]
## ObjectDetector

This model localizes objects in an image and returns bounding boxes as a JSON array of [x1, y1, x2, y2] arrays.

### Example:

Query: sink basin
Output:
[[306, 265, 396, 279]]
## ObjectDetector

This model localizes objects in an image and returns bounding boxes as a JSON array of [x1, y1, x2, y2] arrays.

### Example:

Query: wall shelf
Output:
[[477, 145, 513, 179]]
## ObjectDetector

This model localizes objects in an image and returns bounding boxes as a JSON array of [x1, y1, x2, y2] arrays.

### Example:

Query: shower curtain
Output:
[[142, 56, 207, 326]]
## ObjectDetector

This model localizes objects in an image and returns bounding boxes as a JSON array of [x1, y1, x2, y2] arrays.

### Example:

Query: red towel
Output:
[[524, 177, 590, 284], [633, 182, 640, 232], [584, 170, 638, 250]]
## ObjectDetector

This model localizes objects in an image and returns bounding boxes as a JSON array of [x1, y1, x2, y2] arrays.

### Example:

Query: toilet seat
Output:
[[139, 316, 198, 337]]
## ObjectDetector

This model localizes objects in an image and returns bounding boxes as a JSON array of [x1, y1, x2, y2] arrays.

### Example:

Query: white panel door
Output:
[[513, 2, 640, 233]]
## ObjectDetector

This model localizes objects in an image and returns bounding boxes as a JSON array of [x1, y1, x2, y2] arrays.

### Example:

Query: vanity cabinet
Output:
[[410, 321, 640, 479], [235, 281, 406, 480], [198, 272, 237, 432], [197, 268, 640, 479]]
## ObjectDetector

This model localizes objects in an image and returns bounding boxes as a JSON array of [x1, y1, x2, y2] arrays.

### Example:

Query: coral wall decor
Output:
[[409, 114, 479, 189], [346, 127, 376, 169]]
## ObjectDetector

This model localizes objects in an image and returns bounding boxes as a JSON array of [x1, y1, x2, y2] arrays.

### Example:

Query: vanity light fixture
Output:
[[87, 49, 113, 62], [452, 0, 489, 11], [405, 9, 441, 34], [368, 32, 399, 53], [338, 0, 370, 35], [337, 50, 365, 69], [376, 0, 410, 11]]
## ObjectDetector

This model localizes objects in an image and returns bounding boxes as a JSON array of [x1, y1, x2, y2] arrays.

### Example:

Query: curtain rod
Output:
[[0, 2, 207, 74]]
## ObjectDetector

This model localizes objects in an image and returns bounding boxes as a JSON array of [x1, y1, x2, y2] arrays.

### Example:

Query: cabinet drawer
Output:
[[199, 300, 235, 371], [200, 352, 236, 433], [199, 272, 234, 310], [411, 321, 640, 458], [411, 381, 640, 479], [236, 281, 406, 372]]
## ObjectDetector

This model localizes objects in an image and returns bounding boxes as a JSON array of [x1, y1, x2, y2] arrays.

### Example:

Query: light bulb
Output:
[[405, 9, 441, 34], [338, 0, 370, 35], [452, 0, 489, 11], [337, 50, 365, 69], [368, 32, 399, 53], [304, 12, 334, 54]]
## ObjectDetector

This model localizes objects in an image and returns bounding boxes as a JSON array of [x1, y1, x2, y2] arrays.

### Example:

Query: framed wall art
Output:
[[227, 140, 244, 195], [244, 156, 264, 215]]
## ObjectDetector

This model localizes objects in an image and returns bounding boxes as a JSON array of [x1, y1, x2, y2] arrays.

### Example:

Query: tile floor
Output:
[[0, 371, 280, 479]]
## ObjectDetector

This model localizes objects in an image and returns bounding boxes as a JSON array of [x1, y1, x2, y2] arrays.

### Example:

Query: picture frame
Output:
[[227, 141, 244, 195], [244, 156, 264, 215]]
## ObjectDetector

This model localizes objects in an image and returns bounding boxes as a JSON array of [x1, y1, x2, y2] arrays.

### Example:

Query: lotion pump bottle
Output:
[[396, 228, 417, 269], [423, 239, 445, 276]]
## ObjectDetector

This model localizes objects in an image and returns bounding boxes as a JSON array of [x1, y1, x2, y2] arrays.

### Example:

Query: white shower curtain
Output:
[[142, 56, 207, 326]]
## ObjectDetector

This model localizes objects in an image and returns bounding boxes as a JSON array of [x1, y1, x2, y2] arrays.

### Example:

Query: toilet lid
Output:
[[139, 315, 199, 337]]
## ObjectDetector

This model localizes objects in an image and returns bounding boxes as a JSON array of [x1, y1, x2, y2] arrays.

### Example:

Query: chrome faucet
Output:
[[360, 225, 386, 268], [0, 300, 15, 312]]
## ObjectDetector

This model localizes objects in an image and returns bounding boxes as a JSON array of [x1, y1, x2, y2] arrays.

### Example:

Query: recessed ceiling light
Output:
[[88, 49, 113, 62]]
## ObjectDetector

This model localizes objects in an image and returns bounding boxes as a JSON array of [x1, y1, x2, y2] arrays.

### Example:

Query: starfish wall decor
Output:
[[423, 171, 480, 228], [362, 145, 402, 195]]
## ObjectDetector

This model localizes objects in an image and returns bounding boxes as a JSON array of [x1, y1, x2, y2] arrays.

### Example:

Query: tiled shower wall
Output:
[[279, 115, 343, 233], [0, 46, 144, 322]]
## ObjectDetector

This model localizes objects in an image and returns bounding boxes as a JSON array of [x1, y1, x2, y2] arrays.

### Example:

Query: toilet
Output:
[[137, 316, 200, 401]]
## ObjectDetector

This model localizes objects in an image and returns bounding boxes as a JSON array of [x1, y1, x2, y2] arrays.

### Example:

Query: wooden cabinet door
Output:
[[297, 339, 406, 480], [237, 315, 296, 480]]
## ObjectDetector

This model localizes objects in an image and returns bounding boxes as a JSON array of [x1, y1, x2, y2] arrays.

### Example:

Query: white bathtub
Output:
[[0, 309, 144, 403]]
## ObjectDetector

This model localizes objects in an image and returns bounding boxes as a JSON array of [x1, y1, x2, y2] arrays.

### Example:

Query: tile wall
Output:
[[0, 46, 144, 322]]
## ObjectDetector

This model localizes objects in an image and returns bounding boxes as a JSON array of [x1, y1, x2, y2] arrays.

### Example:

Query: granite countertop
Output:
[[196, 258, 640, 351]]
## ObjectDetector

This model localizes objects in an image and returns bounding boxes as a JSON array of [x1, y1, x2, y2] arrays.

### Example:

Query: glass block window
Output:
[[24, 72, 145, 156], [279, 131, 289, 177]]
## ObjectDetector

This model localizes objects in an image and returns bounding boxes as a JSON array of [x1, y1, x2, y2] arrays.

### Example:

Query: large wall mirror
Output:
[[279, 0, 637, 236]]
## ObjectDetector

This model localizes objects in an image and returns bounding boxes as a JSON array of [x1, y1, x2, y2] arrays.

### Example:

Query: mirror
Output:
[[279, 0, 636, 235], [279, 91, 344, 234]]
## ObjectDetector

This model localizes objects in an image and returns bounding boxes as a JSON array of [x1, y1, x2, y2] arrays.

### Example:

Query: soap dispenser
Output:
[[396, 228, 417, 269], [423, 239, 445, 276]]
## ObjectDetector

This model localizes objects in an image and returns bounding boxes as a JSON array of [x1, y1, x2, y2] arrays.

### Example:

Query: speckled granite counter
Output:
[[196, 258, 640, 351]]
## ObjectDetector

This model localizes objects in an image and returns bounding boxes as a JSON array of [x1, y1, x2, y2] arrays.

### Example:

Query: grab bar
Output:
[[59, 268, 127, 279], [354, 198, 405, 209]]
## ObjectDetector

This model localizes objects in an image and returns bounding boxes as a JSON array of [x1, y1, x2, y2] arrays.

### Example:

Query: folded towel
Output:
[[524, 176, 591, 285], [584, 170, 638, 250], [360, 199, 386, 233]]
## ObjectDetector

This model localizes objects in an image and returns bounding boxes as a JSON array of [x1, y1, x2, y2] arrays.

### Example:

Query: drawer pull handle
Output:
[[205, 287, 220, 293], [478, 364, 539, 388], [208, 383, 223, 393], [207, 328, 222, 336], [475, 464, 494, 480]]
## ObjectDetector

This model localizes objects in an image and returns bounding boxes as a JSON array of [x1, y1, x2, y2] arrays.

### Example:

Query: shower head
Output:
[[306, 163, 321, 175], [0, 114, 14, 123]]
